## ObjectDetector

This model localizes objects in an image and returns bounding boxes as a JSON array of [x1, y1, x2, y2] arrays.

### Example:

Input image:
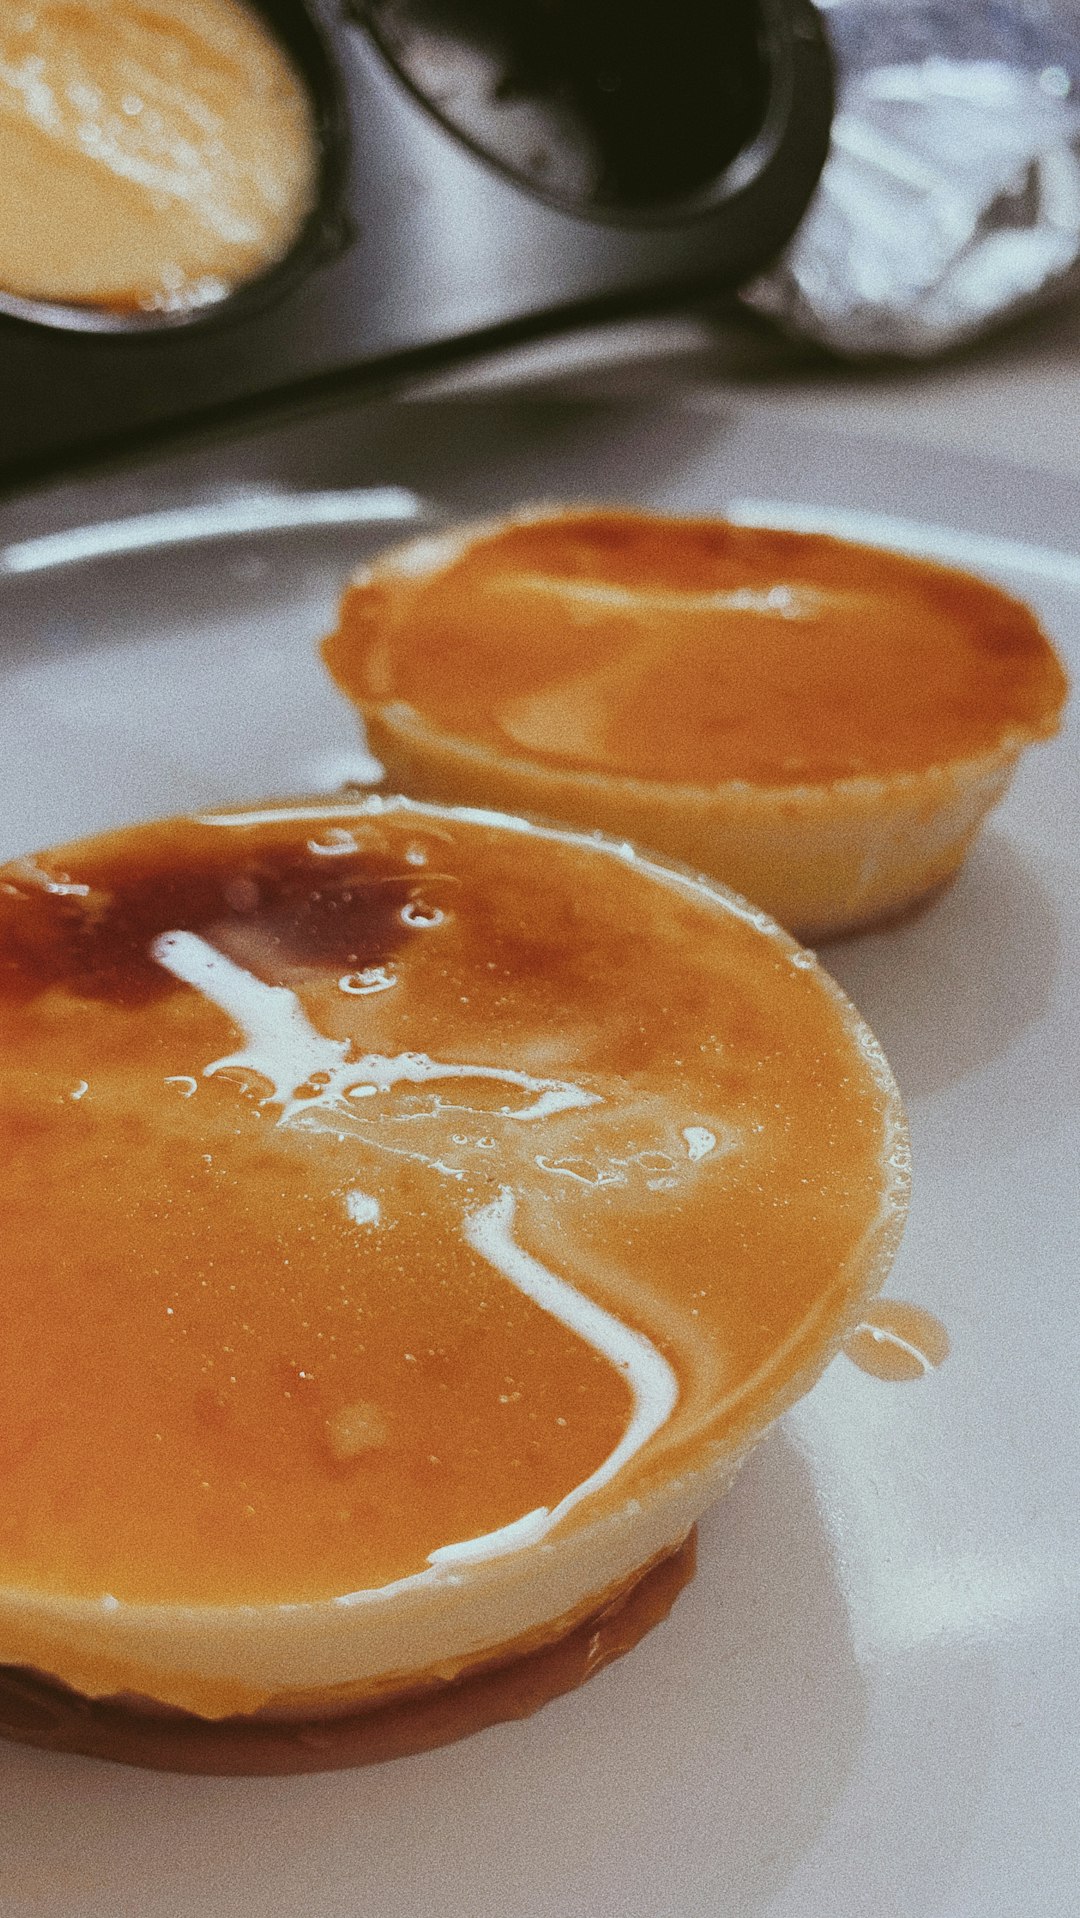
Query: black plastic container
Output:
[[0, 0, 833, 488]]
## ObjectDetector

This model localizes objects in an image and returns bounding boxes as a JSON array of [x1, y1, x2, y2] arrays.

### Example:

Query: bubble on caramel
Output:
[[338, 966, 397, 996], [308, 831, 361, 859], [400, 901, 444, 929]]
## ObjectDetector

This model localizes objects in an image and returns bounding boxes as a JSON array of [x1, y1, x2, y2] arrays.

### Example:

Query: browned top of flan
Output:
[[323, 510, 1068, 785], [0, 800, 903, 1613]]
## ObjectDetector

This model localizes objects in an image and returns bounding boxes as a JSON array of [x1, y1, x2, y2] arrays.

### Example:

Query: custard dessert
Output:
[[0, 0, 318, 315], [0, 796, 907, 1762], [323, 508, 1069, 939]]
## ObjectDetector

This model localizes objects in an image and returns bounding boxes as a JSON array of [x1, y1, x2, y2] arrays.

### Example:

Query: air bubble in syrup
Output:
[[401, 901, 444, 928], [307, 828, 359, 858], [339, 966, 396, 995]]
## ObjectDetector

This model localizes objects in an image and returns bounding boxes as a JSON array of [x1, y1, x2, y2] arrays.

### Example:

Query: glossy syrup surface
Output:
[[326, 512, 1069, 784], [0, 0, 317, 312], [0, 802, 903, 1609]]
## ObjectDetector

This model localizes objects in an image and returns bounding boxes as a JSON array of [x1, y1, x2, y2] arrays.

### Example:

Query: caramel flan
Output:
[[0, 796, 907, 1758], [0, 0, 318, 316], [323, 508, 1069, 939]]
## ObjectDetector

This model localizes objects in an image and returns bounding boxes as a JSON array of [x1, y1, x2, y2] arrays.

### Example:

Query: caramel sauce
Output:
[[0, 1530, 695, 1775], [843, 1301, 950, 1382], [325, 511, 1068, 786], [0, 801, 903, 1620], [0, 0, 317, 312]]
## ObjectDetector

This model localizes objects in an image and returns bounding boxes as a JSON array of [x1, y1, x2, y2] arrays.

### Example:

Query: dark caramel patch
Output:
[[0, 825, 416, 1008]]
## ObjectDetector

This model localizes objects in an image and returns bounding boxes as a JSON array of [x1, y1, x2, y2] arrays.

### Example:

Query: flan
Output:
[[0, 795, 908, 1755], [323, 508, 1069, 939], [0, 0, 318, 315]]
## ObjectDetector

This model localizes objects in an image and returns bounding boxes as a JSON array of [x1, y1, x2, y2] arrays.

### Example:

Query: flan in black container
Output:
[[0, 0, 833, 488]]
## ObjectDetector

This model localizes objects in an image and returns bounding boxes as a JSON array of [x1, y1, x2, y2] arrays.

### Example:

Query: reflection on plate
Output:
[[0, 399, 1076, 1918]]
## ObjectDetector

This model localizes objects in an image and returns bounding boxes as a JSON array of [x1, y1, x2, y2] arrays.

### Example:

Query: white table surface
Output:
[[0, 301, 1077, 1918]]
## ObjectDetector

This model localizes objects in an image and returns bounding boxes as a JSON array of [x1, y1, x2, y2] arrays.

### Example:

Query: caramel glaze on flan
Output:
[[0, 0, 319, 315], [323, 508, 1069, 940], [0, 796, 908, 1751]]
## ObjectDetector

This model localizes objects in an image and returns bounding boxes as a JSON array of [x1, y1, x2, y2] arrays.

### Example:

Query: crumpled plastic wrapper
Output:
[[742, 0, 1080, 357]]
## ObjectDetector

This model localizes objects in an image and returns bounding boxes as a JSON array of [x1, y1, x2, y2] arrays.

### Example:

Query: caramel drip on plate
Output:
[[843, 1301, 950, 1383]]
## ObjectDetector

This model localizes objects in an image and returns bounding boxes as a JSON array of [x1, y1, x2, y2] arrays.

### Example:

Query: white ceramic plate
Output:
[[0, 398, 1076, 1918]]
